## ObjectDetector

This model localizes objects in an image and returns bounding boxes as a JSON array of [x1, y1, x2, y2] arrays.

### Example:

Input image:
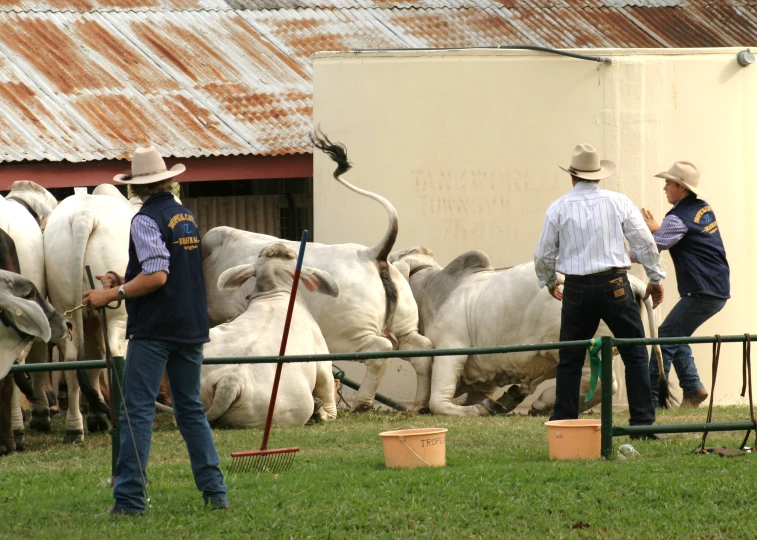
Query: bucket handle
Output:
[[399, 436, 432, 467]]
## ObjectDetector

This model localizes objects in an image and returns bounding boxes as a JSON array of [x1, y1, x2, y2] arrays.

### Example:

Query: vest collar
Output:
[[141, 191, 175, 209]]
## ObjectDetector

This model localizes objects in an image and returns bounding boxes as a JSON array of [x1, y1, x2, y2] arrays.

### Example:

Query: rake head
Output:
[[228, 447, 300, 474]]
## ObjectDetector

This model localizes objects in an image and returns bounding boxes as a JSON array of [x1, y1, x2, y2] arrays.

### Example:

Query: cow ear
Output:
[[217, 263, 257, 291], [0, 294, 51, 342], [299, 267, 339, 298], [392, 260, 411, 282]]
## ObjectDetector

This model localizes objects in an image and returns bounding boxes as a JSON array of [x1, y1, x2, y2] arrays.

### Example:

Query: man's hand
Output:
[[97, 273, 121, 290], [83, 287, 117, 309], [548, 278, 564, 301], [643, 283, 664, 309], [641, 208, 660, 234]]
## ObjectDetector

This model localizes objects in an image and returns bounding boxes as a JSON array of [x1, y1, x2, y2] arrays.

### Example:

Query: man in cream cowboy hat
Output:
[[84, 146, 228, 515], [534, 143, 666, 436], [634, 161, 730, 409]]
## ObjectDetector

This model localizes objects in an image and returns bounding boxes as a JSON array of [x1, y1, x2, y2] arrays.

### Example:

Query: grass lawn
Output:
[[1, 406, 756, 539]]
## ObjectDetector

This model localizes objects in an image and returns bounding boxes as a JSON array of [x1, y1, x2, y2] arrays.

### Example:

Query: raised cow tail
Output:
[[310, 126, 399, 262]]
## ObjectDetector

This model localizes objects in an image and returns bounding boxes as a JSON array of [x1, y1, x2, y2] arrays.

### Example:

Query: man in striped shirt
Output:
[[635, 161, 729, 409], [534, 144, 665, 433], [84, 146, 228, 515]]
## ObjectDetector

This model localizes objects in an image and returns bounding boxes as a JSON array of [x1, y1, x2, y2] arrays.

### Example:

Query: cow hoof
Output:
[[31, 411, 52, 432], [481, 398, 507, 415], [528, 407, 551, 417], [13, 430, 24, 451], [64, 430, 84, 444], [351, 403, 374, 413], [87, 413, 110, 433], [50, 406, 61, 417], [413, 407, 432, 415]]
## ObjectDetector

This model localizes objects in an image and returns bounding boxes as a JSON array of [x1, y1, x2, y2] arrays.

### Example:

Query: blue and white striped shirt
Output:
[[131, 214, 170, 275], [534, 182, 665, 288]]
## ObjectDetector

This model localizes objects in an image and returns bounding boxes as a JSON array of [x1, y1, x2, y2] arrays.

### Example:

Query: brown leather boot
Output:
[[681, 388, 709, 408]]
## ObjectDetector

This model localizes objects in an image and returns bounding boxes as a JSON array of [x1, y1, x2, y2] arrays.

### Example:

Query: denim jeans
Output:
[[552, 271, 655, 426], [113, 339, 228, 512], [649, 295, 727, 406]]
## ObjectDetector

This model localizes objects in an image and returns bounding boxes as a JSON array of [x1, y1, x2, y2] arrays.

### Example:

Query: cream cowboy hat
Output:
[[654, 161, 700, 196], [558, 143, 616, 181], [114, 146, 186, 185]]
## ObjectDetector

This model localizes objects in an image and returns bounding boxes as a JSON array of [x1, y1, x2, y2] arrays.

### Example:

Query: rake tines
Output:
[[229, 447, 300, 474]]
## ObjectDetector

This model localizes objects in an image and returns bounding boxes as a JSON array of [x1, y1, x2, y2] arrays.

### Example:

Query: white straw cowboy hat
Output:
[[558, 143, 616, 181], [654, 161, 700, 196], [114, 146, 186, 185]]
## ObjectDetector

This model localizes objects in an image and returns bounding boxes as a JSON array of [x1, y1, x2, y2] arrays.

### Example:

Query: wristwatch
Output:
[[117, 285, 127, 300]]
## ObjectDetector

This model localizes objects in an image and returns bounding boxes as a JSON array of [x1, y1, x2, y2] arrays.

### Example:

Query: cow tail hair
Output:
[[310, 126, 399, 262], [13, 372, 34, 401]]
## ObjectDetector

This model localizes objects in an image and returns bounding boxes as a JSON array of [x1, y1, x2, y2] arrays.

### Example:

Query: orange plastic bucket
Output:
[[379, 428, 448, 468], [544, 419, 601, 460]]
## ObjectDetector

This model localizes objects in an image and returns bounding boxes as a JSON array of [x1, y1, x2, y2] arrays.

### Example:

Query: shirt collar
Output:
[[573, 181, 600, 192]]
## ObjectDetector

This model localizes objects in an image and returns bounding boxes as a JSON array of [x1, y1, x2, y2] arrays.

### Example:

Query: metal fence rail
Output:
[[8, 334, 756, 466]]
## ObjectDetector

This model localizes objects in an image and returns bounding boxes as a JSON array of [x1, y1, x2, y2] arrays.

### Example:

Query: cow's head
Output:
[[0, 270, 70, 378], [388, 246, 440, 282], [217, 243, 339, 300], [8, 180, 58, 229]]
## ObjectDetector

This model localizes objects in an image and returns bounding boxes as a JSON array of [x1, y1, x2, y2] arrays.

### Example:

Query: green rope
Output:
[[584, 338, 603, 403]]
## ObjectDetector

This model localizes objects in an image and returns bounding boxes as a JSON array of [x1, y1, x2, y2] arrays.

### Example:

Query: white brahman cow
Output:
[[158, 244, 338, 427], [0, 248, 69, 455], [389, 247, 664, 416], [1, 183, 61, 449], [202, 130, 432, 412], [44, 192, 134, 442]]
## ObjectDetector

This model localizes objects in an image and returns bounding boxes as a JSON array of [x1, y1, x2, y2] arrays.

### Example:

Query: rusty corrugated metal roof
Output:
[[0, 1, 755, 163]]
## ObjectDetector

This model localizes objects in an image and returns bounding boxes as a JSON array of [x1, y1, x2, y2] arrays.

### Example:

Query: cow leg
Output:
[[27, 342, 52, 432], [397, 331, 434, 414], [11, 384, 24, 451], [0, 375, 15, 455], [351, 336, 395, 412], [313, 362, 337, 420], [62, 339, 84, 443], [429, 354, 489, 416]]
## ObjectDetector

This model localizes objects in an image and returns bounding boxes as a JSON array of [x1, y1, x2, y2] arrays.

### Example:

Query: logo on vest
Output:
[[169, 215, 200, 251], [693, 205, 718, 234]]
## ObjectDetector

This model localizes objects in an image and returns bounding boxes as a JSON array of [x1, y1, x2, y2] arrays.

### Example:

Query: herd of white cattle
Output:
[[0, 135, 663, 455]]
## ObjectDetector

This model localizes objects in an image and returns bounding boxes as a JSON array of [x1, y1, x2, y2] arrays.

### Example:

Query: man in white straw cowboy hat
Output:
[[83, 146, 228, 515], [534, 143, 666, 436], [633, 161, 730, 409]]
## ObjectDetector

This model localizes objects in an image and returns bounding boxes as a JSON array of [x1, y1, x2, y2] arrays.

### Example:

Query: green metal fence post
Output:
[[110, 355, 125, 482], [601, 336, 614, 459]]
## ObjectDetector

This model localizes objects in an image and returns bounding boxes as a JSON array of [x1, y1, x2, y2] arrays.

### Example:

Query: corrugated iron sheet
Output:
[[183, 194, 281, 238], [0, 1, 754, 163]]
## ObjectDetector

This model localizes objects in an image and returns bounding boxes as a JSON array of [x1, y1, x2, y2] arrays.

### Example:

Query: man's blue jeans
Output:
[[649, 295, 727, 406], [552, 271, 655, 426], [113, 339, 228, 512]]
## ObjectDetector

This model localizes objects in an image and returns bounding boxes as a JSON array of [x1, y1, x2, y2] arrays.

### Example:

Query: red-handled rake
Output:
[[228, 230, 309, 474]]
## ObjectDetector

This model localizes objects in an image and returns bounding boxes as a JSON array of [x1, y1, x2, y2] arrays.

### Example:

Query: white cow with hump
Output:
[[44, 191, 134, 442], [389, 247, 665, 416], [189, 244, 338, 427], [203, 130, 433, 412], [1, 181, 61, 445]]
